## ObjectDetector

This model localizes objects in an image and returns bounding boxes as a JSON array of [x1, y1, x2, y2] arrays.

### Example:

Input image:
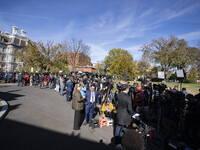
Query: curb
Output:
[[0, 83, 18, 86], [0, 99, 9, 120]]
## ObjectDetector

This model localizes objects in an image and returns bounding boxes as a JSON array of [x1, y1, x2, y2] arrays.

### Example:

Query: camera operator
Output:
[[153, 84, 160, 99], [128, 84, 136, 109], [142, 76, 152, 106], [110, 81, 117, 104], [147, 84, 167, 132], [129, 83, 139, 97], [117, 82, 122, 93], [184, 94, 200, 149], [115, 84, 133, 144]]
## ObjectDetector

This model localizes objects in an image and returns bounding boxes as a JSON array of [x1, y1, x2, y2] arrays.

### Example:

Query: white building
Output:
[[0, 26, 29, 72]]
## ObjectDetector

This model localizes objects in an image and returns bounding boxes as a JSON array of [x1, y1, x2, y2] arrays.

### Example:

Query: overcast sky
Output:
[[1, 0, 200, 62]]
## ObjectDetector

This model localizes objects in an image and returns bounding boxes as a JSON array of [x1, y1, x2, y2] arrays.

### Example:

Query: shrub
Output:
[[183, 78, 196, 84]]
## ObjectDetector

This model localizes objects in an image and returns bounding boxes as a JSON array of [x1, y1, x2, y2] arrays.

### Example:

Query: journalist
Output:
[[115, 84, 133, 144]]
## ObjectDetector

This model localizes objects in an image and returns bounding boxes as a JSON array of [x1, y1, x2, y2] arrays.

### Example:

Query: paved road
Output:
[[0, 85, 114, 150]]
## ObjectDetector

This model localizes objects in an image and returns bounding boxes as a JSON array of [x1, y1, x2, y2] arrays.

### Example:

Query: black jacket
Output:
[[116, 92, 132, 126]]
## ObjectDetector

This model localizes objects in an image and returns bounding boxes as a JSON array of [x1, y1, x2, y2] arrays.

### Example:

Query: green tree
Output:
[[14, 41, 43, 72], [37, 41, 61, 72], [190, 47, 200, 73], [141, 36, 198, 71], [104, 48, 133, 71], [49, 52, 69, 74], [108, 55, 137, 81], [148, 66, 162, 79], [137, 58, 151, 78], [15, 41, 69, 73]]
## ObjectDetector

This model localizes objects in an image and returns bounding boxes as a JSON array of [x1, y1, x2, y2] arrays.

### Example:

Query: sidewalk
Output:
[[0, 99, 9, 120]]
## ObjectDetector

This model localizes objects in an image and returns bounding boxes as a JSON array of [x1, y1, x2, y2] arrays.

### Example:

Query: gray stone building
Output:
[[0, 26, 29, 72]]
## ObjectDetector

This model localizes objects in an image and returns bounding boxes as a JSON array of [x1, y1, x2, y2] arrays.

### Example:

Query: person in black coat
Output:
[[114, 84, 133, 144]]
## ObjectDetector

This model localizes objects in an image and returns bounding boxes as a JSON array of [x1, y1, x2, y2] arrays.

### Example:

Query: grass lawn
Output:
[[128, 81, 200, 95]]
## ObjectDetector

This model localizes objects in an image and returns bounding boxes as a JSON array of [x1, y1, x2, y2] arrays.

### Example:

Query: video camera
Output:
[[129, 85, 137, 92], [153, 84, 167, 94]]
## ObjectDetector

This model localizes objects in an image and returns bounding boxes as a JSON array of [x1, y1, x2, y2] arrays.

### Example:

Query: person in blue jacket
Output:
[[80, 80, 87, 98], [4, 72, 8, 83], [66, 78, 74, 102]]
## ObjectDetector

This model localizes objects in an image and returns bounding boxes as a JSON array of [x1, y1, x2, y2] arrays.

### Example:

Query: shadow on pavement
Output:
[[5, 89, 22, 93], [0, 90, 25, 118], [0, 91, 24, 102], [9, 104, 22, 111], [0, 118, 110, 150]]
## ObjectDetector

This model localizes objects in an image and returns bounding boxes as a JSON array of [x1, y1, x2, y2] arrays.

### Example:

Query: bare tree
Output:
[[65, 38, 90, 71]]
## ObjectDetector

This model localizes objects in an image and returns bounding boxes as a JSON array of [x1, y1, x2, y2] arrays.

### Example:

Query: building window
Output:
[[4, 37, 9, 43]]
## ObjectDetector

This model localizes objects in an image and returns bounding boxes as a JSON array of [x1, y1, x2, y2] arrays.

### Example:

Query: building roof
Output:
[[76, 66, 95, 68], [0, 26, 29, 47]]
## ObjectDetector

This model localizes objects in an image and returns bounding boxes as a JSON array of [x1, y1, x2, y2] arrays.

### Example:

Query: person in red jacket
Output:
[[24, 74, 29, 86], [134, 86, 144, 110], [44, 75, 47, 87]]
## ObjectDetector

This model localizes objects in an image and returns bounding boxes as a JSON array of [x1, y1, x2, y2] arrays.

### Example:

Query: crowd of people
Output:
[[1, 71, 200, 150]]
